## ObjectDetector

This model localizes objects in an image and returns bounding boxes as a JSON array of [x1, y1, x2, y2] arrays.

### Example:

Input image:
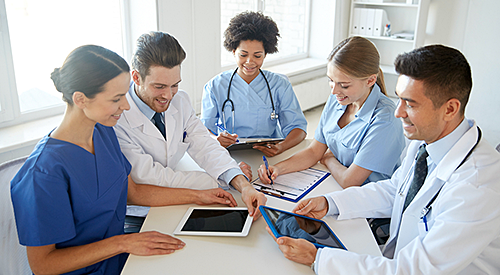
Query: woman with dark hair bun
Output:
[[201, 11, 307, 157], [10, 45, 236, 274]]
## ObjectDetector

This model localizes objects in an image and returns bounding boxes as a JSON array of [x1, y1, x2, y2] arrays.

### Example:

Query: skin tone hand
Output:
[[319, 149, 372, 189], [217, 131, 239, 148], [293, 196, 329, 220], [257, 163, 280, 184], [266, 226, 317, 266], [194, 188, 237, 207], [238, 161, 253, 181], [230, 175, 267, 220], [253, 128, 306, 157]]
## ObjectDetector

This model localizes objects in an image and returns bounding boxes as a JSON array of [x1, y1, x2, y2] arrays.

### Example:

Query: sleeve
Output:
[[353, 109, 405, 176], [11, 167, 76, 246], [316, 171, 500, 275], [114, 122, 193, 187], [275, 76, 308, 137], [314, 95, 336, 145], [200, 77, 221, 135]]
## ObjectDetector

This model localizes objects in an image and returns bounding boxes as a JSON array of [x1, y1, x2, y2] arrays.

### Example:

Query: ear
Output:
[[442, 98, 461, 121], [232, 49, 236, 56], [72, 91, 87, 109], [366, 74, 377, 87], [131, 70, 142, 86]]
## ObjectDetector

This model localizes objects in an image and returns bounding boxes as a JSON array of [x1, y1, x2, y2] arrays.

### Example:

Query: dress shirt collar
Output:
[[424, 117, 471, 166], [129, 82, 156, 120]]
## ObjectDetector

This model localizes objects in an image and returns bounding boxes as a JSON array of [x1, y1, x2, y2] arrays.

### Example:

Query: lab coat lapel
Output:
[[123, 93, 167, 142], [164, 103, 179, 149]]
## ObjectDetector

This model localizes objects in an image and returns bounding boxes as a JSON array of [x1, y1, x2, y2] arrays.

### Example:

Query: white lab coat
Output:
[[318, 120, 500, 274], [114, 90, 240, 189]]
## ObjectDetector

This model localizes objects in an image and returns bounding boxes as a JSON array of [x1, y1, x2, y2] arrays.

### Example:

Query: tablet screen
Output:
[[262, 207, 346, 249], [181, 209, 249, 232]]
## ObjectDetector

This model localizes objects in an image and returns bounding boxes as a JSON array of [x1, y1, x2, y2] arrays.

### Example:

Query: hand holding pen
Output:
[[214, 123, 239, 148], [262, 156, 275, 190]]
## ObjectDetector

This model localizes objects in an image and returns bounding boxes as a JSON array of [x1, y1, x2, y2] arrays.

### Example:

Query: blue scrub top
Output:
[[314, 84, 405, 184], [201, 69, 307, 138], [11, 123, 131, 275]]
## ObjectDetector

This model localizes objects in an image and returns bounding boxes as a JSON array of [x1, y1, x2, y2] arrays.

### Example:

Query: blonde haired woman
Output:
[[258, 36, 405, 188]]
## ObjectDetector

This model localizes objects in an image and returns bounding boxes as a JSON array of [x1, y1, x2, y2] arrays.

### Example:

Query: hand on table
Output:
[[293, 196, 329, 220], [217, 132, 238, 148], [240, 184, 267, 221], [257, 163, 280, 185], [319, 149, 336, 167], [265, 226, 317, 266], [122, 231, 186, 256], [238, 161, 253, 181], [253, 142, 283, 157], [194, 188, 237, 207]]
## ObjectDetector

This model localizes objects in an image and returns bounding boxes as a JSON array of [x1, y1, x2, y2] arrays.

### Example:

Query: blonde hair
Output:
[[327, 36, 387, 95]]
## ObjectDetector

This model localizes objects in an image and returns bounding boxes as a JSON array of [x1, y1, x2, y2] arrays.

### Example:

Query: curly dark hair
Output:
[[223, 11, 280, 54]]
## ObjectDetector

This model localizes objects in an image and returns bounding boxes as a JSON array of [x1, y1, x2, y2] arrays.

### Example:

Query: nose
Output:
[[330, 82, 341, 95], [394, 99, 405, 119], [161, 87, 174, 100], [122, 96, 130, 111]]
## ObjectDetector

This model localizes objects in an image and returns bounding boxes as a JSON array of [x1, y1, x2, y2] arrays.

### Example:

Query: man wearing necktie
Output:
[[114, 32, 266, 222], [266, 45, 500, 274]]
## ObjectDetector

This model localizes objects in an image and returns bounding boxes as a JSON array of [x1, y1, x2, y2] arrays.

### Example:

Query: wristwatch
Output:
[[310, 260, 316, 273]]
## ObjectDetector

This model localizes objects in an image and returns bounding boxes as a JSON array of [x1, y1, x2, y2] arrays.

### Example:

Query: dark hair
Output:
[[50, 45, 130, 105], [132, 31, 186, 79], [328, 36, 387, 95], [394, 44, 472, 114], [223, 11, 280, 54]]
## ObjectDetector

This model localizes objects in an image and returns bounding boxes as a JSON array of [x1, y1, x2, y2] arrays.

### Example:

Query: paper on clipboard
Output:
[[251, 168, 330, 203]]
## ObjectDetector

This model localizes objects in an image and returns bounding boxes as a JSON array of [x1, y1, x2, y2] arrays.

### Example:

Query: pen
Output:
[[262, 156, 274, 189], [183, 131, 187, 142], [423, 215, 428, 232], [215, 123, 239, 142]]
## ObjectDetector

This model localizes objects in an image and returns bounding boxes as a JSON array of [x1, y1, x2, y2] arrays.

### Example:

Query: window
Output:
[[220, 0, 310, 67], [0, 0, 125, 126]]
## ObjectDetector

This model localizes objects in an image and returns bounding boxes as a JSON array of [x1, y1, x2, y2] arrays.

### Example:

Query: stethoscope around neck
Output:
[[221, 67, 277, 133]]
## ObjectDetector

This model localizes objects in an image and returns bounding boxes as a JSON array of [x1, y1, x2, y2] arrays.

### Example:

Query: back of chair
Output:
[[496, 143, 500, 153], [0, 156, 32, 275]]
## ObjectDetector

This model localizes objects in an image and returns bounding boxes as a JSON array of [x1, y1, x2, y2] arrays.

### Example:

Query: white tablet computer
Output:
[[173, 207, 253, 237]]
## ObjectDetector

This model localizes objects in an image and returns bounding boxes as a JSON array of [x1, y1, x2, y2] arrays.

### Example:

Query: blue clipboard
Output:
[[260, 205, 347, 250], [251, 168, 330, 203]]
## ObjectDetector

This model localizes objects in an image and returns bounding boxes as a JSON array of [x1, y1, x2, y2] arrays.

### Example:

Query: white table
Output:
[[121, 140, 381, 275]]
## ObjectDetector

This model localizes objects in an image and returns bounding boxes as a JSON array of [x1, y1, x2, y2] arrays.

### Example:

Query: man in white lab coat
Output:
[[268, 45, 500, 274], [114, 32, 266, 219]]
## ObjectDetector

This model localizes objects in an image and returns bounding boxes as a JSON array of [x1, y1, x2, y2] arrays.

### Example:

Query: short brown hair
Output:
[[132, 31, 186, 79], [394, 45, 472, 114]]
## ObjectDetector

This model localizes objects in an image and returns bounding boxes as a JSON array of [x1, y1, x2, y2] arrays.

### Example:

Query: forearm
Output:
[[323, 157, 371, 189], [27, 235, 126, 275], [279, 128, 306, 152], [127, 176, 202, 206], [228, 174, 252, 192], [276, 145, 324, 175]]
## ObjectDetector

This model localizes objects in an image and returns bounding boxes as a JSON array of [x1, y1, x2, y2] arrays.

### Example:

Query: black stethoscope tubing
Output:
[[221, 68, 277, 133]]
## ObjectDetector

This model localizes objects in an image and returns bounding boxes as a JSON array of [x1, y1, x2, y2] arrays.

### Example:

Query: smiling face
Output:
[[81, 72, 131, 127], [394, 75, 450, 144], [326, 62, 376, 109], [233, 40, 266, 83], [133, 65, 181, 113]]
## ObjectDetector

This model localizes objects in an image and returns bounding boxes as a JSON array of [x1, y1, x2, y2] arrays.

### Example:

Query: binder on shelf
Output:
[[366, 9, 375, 36], [373, 9, 389, 37], [352, 8, 361, 35], [359, 8, 368, 35]]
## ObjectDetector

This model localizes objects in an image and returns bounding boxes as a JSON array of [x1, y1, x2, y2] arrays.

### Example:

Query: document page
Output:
[[251, 168, 330, 202]]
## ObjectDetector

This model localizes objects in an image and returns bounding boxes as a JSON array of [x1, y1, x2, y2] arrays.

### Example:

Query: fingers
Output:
[[218, 189, 238, 207], [257, 164, 277, 184], [293, 197, 328, 219], [125, 231, 186, 256], [238, 161, 253, 181], [241, 186, 267, 220], [253, 144, 278, 157], [217, 132, 238, 147]]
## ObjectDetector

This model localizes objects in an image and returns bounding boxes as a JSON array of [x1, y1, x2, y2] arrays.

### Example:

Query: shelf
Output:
[[349, 34, 414, 43], [380, 64, 397, 75], [353, 2, 418, 8]]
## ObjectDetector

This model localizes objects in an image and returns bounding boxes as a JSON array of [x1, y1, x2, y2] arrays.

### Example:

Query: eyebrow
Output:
[[152, 79, 182, 86], [394, 90, 416, 103], [239, 50, 264, 54]]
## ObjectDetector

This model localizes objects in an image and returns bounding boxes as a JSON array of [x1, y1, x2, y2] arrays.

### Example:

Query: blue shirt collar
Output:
[[129, 82, 156, 120], [334, 83, 382, 123], [425, 117, 471, 165]]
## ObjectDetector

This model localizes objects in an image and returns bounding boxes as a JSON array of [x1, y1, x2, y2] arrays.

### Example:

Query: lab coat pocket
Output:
[[170, 142, 189, 167]]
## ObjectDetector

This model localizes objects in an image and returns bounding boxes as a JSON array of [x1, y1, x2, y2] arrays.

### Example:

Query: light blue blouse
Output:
[[314, 84, 405, 184], [201, 69, 307, 138]]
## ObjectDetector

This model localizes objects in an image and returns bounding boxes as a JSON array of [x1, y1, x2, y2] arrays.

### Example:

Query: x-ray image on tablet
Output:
[[260, 205, 347, 249], [174, 207, 253, 237]]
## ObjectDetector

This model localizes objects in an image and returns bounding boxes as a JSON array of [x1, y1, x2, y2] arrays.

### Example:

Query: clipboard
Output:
[[251, 168, 330, 203], [226, 137, 284, 151]]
